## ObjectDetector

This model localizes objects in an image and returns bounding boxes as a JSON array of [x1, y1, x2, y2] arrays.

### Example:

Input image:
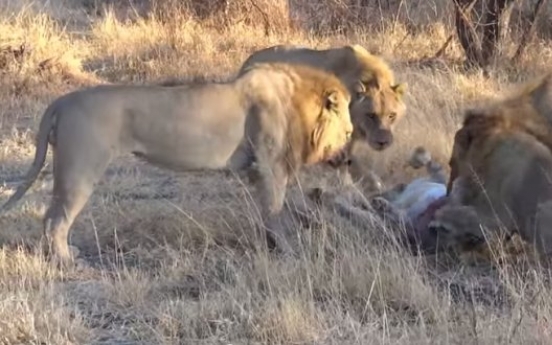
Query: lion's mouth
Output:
[[325, 146, 349, 167]]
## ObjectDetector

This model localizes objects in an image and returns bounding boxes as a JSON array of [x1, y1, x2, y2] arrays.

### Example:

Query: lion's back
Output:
[[239, 44, 321, 74], [239, 44, 397, 86]]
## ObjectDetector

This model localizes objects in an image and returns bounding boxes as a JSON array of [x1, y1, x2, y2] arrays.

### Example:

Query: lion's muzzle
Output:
[[369, 129, 393, 151]]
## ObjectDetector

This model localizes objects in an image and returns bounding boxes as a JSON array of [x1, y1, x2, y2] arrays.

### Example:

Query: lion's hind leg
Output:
[[43, 141, 113, 266]]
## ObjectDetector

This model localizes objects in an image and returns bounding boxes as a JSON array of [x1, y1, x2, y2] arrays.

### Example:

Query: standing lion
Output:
[[0, 62, 354, 264], [238, 44, 408, 189]]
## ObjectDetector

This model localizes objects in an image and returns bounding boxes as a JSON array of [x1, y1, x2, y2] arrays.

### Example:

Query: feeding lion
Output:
[[238, 44, 408, 189], [0, 62, 353, 264], [424, 73, 552, 259]]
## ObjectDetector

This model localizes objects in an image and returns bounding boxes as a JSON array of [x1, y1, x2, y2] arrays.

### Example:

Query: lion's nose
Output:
[[375, 135, 393, 149]]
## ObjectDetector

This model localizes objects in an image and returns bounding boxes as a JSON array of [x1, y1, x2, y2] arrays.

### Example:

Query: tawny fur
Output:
[[447, 73, 552, 194], [238, 44, 408, 185], [0, 62, 353, 264], [436, 74, 552, 258]]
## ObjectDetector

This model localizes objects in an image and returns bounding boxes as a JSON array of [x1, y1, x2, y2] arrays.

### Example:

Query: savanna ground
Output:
[[1, 0, 552, 343]]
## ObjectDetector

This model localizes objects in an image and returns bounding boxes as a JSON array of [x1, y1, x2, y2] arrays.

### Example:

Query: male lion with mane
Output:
[[421, 73, 552, 259], [238, 44, 407, 188], [0, 62, 353, 265]]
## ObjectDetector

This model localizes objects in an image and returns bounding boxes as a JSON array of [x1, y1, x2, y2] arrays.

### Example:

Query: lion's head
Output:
[[445, 103, 542, 195], [340, 45, 408, 151], [447, 74, 552, 195], [447, 109, 535, 203], [349, 78, 407, 151], [307, 89, 353, 165]]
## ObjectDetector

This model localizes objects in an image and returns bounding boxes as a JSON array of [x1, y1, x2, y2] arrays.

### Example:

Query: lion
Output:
[[0, 62, 353, 264], [238, 44, 408, 188], [427, 94, 552, 259], [446, 72, 552, 194]]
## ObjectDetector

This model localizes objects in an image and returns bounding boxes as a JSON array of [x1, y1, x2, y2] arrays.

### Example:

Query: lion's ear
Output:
[[392, 83, 407, 98], [325, 90, 340, 111], [455, 109, 486, 153], [463, 109, 489, 130]]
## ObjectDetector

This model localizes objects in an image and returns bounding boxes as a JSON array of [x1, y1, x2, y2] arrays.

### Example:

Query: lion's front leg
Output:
[[258, 162, 288, 219], [255, 157, 298, 254]]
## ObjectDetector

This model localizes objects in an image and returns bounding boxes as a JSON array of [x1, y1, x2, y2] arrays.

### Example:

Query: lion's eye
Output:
[[389, 112, 397, 121]]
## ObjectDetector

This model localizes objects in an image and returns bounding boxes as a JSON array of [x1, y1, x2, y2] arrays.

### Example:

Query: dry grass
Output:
[[1, 0, 552, 343]]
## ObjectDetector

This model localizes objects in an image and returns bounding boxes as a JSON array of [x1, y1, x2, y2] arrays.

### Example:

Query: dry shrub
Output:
[[253, 296, 322, 343], [0, 9, 96, 94], [0, 250, 90, 344], [150, 0, 292, 35], [288, 0, 455, 35], [87, 4, 295, 82]]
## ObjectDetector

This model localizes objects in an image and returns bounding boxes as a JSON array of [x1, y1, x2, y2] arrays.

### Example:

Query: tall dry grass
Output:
[[1, 0, 552, 343]]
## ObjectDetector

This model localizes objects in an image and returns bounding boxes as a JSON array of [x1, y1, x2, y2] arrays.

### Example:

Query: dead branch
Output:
[[480, 0, 515, 66], [249, 0, 271, 36], [512, 0, 549, 63], [433, 34, 455, 59], [452, 0, 485, 68]]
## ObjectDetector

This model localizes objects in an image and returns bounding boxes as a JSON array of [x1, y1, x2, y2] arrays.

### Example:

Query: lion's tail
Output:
[[0, 103, 56, 214]]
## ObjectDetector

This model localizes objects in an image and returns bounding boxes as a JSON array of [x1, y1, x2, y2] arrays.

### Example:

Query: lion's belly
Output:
[[124, 93, 247, 171], [131, 122, 245, 171]]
